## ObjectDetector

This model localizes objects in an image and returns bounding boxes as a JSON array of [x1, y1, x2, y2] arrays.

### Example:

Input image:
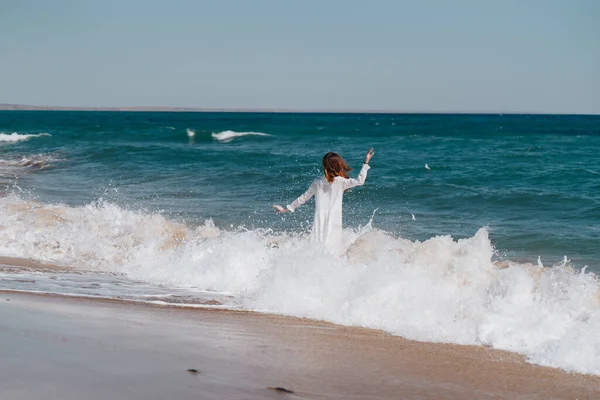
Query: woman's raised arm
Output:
[[273, 181, 316, 213], [343, 148, 374, 190]]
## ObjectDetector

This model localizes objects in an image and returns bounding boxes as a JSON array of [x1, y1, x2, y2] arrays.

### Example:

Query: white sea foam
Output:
[[0, 132, 51, 143], [211, 130, 271, 142], [186, 128, 196, 138], [0, 194, 598, 375]]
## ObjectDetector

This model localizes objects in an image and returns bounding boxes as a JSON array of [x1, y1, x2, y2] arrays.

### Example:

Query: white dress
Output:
[[286, 163, 371, 254]]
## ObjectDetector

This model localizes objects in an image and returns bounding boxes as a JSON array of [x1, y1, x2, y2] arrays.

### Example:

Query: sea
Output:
[[1, 111, 599, 375]]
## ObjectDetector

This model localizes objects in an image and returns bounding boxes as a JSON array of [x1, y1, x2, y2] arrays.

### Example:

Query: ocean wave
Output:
[[0, 154, 58, 171], [0, 195, 598, 375], [0, 154, 62, 180], [211, 130, 271, 142], [0, 132, 51, 143]]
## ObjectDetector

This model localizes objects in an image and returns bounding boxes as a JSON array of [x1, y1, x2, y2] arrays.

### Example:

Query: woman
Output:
[[274, 148, 375, 254]]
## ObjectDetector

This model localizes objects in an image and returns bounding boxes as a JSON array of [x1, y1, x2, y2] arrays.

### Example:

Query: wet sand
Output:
[[1, 292, 599, 399], [0, 256, 74, 271]]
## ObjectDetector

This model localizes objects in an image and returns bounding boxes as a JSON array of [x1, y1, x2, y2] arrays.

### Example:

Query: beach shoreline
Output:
[[1, 290, 599, 399]]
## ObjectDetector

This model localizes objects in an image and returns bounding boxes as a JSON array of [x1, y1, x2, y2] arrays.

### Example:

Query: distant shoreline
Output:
[[0, 103, 597, 115]]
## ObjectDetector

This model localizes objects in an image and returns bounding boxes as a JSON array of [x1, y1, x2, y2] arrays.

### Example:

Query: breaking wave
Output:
[[211, 130, 271, 142], [0, 132, 51, 143], [0, 194, 598, 375]]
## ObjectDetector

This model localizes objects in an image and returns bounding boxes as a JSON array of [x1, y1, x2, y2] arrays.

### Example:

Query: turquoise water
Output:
[[2, 111, 599, 269]]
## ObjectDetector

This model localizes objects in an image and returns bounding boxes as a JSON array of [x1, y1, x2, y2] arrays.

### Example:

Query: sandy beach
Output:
[[1, 291, 598, 400], [3, 1, 600, 398]]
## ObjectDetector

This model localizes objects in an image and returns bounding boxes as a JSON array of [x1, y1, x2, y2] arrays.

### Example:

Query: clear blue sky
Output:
[[1, 0, 599, 113]]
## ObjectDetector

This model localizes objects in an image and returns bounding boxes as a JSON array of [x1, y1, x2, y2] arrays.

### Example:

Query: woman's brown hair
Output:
[[322, 152, 352, 183]]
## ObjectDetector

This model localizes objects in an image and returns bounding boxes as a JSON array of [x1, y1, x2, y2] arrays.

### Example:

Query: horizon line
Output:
[[0, 103, 598, 116]]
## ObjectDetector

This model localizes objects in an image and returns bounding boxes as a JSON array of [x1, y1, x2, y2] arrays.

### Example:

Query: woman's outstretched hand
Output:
[[365, 147, 375, 164], [273, 205, 288, 213]]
